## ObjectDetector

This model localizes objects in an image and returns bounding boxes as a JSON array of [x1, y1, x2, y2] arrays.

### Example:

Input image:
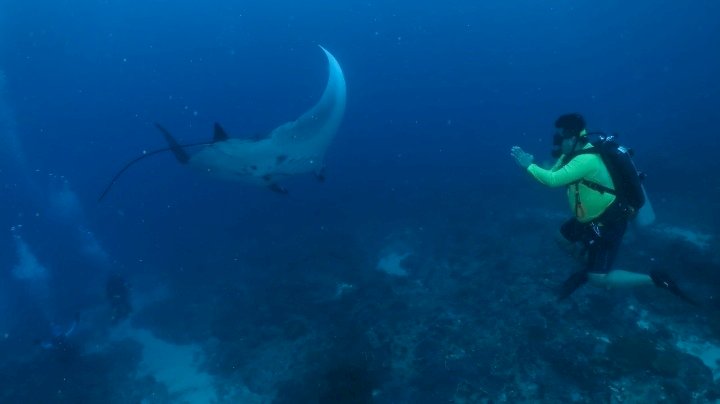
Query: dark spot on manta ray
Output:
[[276, 155, 288, 164], [250, 165, 257, 170]]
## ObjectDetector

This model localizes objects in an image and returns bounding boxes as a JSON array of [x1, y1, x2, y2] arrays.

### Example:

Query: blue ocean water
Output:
[[1, 1, 720, 402]]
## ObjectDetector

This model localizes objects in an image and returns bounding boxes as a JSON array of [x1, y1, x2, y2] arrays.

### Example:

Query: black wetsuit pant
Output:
[[560, 202, 628, 274]]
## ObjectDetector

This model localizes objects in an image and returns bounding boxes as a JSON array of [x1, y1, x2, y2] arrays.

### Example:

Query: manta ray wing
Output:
[[269, 46, 347, 147]]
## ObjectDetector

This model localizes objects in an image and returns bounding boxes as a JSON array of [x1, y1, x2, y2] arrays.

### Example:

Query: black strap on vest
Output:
[[578, 179, 616, 196], [566, 144, 618, 197]]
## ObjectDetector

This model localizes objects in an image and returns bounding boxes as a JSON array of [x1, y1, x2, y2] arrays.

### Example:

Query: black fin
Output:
[[650, 270, 699, 306], [154, 123, 190, 164], [214, 123, 229, 142], [557, 271, 588, 300]]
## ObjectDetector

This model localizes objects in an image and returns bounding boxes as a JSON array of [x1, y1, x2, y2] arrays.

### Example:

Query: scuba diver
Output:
[[106, 274, 132, 324], [510, 113, 695, 304]]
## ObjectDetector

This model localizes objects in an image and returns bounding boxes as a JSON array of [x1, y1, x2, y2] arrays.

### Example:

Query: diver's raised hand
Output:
[[511, 146, 534, 169]]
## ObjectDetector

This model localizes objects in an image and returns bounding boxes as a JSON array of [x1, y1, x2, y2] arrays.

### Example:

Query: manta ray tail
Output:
[[98, 124, 218, 202], [154, 123, 190, 164]]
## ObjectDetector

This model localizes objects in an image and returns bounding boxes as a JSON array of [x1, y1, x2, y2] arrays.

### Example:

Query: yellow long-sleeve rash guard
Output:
[[527, 145, 616, 222]]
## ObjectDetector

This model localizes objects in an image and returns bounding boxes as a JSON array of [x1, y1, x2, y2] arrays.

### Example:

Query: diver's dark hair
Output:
[[554, 113, 586, 137]]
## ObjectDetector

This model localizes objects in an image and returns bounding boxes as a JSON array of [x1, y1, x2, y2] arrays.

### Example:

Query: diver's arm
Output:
[[527, 155, 594, 187], [549, 156, 564, 171]]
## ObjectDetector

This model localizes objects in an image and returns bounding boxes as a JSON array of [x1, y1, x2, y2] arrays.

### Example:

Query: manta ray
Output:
[[99, 46, 346, 201]]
